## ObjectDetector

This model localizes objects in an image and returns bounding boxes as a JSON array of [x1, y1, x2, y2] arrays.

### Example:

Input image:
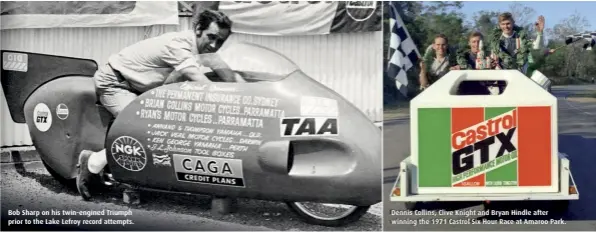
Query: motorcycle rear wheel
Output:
[[286, 202, 370, 227]]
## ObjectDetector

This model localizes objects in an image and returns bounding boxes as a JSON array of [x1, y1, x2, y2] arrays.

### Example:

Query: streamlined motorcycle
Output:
[[1, 42, 382, 227]]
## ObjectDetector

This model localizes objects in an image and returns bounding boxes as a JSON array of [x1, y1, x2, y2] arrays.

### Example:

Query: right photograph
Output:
[[382, 1, 595, 231]]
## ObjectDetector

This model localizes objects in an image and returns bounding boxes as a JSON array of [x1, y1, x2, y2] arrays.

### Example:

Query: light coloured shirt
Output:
[[423, 45, 452, 83], [107, 30, 202, 93], [533, 32, 544, 49], [429, 57, 451, 83]]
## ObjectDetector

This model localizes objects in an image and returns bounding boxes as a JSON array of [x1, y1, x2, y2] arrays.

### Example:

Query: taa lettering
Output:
[[281, 118, 338, 136], [452, 128, 516, 175]]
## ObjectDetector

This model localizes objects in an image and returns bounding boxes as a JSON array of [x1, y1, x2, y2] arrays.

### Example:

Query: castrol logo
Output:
[[451, 109, 518, 176]]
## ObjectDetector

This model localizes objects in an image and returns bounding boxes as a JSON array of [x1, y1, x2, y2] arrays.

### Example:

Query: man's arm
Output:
[[533, 32, 544, 50], [419, 62, 429, 89], [198, 53, 240, 82], [533, 16, 546, 50], [178, 65, 211, 83], [162, 35, 212, 83]]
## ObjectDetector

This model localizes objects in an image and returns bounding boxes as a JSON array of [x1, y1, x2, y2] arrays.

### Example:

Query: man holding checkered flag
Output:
[[386, 1, 420, 98]]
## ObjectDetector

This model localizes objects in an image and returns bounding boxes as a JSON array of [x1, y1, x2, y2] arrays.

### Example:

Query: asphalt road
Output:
[[382, 85, 596, 231], [1, 156, 381, 231]]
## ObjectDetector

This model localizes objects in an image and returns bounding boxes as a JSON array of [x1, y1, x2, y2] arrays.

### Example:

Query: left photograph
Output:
[[1, 1, 383, 231]]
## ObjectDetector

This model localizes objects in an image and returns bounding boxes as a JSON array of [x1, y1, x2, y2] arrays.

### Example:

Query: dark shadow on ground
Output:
[[556, 134, 596, 221], [10, 151, 79, 196], [7, 151, 380, 231]]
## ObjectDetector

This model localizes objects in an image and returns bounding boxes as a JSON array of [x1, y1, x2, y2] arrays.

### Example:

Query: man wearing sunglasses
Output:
[[76, 10, 234, 200]]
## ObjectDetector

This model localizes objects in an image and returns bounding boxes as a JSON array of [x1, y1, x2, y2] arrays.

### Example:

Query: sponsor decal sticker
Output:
[[33, 103, 52, 132], [152, 153, 171, 166], [110, 136, 147, 171], [2, 52, 28, 72], [173, 154, 245, 187], [280, 117, 338, 137], [417, 107, 552, 188], [450, 109, 518, 186], [300, 96, 338, 117], [56, 103, 69, 120], [346, 1, 377, 22]]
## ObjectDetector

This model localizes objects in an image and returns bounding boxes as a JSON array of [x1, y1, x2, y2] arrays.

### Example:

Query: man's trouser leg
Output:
[[87, 89, 138, 173], [77, 63, 138, 200]]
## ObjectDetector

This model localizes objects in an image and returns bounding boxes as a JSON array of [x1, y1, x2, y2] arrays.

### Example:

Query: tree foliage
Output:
[[384, 2, 595, 102]]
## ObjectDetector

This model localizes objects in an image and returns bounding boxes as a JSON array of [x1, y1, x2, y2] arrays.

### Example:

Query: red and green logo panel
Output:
[[417, 106, 552, 188]]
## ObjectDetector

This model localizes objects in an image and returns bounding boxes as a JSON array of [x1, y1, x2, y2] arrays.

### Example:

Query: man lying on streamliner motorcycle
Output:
[[77, 10, 236, 200]]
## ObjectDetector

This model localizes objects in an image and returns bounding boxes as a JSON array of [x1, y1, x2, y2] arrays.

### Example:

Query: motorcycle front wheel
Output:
[[286, 202, 370, 227]]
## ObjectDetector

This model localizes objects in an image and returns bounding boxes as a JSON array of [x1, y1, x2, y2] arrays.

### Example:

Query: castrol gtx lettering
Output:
[[417, 106, 553, 188], [451, 109, 517, 176]]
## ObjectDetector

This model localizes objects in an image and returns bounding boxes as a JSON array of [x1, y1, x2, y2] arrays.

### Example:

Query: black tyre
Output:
[[286, 202, 370, 227]]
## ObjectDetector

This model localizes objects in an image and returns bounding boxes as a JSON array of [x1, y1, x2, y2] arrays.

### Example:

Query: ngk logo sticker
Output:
[[451, 109, 518, 184], [111, 136, 147, 171], [33, 103, 52, 132]]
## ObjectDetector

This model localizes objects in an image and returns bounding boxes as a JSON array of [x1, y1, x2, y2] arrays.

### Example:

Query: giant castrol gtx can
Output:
[[410, 70, 558, 195]]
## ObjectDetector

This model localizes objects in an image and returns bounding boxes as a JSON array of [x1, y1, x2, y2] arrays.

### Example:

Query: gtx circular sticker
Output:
[[110, 136, 147, 171], [33, 103, 52, 132], [56, 103, 69, 120]]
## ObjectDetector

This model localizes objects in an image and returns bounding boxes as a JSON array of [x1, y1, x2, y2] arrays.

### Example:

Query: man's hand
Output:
[[199, 54, 236, 82], [419, 77, 429, 90], [179, 66, 212, 84], [234, 72, 247, 83], [450, 65, 461, 70], [491, 58, 501, 69], [535, 15, 545, 33]]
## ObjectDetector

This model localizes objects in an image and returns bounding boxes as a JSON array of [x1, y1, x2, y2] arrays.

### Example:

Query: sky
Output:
[[458, 1, 596, 32]]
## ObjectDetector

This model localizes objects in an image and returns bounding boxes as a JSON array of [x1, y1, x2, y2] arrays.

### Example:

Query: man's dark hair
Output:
[[434, 34, 449, 44], [192, 9, 232, 32]]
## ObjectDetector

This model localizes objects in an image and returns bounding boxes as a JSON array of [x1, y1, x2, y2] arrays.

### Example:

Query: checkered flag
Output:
[[387, 1, 420, 97], [566, 32, 595, 51]]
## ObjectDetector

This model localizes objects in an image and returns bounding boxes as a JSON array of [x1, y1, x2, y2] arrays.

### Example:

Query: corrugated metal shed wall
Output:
[[1, 17, 382, 147]]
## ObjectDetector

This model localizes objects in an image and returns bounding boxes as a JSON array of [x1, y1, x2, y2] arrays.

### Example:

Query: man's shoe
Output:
[[76, 150, 99, 201]]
